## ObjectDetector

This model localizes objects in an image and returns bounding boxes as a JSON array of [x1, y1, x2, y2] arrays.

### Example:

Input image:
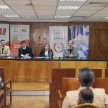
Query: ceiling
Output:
[[0, 0, 108, 22]]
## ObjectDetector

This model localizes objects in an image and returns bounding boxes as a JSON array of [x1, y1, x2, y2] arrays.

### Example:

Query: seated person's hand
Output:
[[26, 54, 29, 56], [69, 54, 74, 57], [0, 54, 6, 57], [21, 54, 24, 57]]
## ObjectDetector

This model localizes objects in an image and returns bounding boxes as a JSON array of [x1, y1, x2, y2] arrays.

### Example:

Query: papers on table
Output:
[[21, 55, 31, 59]]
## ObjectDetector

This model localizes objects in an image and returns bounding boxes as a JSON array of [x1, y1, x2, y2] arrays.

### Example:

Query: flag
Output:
[[49, 26, 68, 57], [69, 25, 89, 57]]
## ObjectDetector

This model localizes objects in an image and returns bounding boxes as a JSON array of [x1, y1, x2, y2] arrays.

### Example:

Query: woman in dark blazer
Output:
[[40, 44, 53, 58]]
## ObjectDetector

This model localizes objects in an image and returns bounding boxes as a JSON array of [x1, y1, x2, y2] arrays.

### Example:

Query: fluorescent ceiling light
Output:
[[60, 0, 86, 1], [58, 6, 80, 10], [55, 16, 71, 18], [0, 5, 10, 10], [3, 15, 19, 18]]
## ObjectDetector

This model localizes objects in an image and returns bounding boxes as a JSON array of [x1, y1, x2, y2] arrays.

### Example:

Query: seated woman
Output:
[[62, 67, 108, 108], [40, 44, 53, 58]]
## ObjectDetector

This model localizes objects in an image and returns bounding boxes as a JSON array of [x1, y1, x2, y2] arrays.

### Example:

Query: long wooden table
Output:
[[0, 57, 107, 82]]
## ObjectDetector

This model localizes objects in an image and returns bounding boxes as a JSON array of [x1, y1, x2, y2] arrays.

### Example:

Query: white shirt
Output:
[[45, 50, 48, 57], [22, 46, 26, 50]]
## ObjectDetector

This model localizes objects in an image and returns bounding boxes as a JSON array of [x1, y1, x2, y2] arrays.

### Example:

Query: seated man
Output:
[[63, 40, 78, 58], [0, 39, 10, 57], [18, 41, 33, 58]]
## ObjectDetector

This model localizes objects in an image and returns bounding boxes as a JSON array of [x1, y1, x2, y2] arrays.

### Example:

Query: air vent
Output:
[[84, 2, 108, 7]]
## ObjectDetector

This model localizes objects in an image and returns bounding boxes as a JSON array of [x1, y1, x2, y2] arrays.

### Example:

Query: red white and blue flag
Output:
[[49, 26, 68, 57]]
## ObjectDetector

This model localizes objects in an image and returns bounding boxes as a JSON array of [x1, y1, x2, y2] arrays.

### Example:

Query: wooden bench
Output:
[[105, 68, 108, 78], [96, 78, 108, 94], [50, 68, 75, 108], [58, 78, 80, 108]]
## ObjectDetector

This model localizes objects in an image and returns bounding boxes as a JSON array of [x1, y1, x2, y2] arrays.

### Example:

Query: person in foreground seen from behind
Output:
[[62, 67, 108, 108]]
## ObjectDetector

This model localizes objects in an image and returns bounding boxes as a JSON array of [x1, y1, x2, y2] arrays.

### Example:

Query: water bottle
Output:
[[11, 51, 13, 58], [49, 51, 52, 58]]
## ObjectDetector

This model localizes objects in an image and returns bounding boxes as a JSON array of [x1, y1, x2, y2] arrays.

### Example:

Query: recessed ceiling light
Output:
[[55, 16, 71, 18], [58, 6, 80, 10], [3, 15, 19, 18], [60, 0, 86, 1], [0, 5, 10, 10]]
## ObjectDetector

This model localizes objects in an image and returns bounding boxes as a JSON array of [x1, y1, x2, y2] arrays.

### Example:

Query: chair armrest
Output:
[[4, 79, 11, 85], [3, 79, 12, 91], [58, 90, 62, 101]]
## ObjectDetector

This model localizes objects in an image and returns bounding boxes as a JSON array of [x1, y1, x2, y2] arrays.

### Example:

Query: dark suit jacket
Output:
[[18, 46, 33, 58], [40, 49, 53, 58]]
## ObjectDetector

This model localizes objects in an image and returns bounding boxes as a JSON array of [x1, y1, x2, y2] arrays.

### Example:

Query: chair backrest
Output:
[[96, 78, 108, 94], [52, 68, 75, 86], [62, 78, 80, 101], [91, 69, 102, 87], [79, 69, 102, 88], [51, 68, 75, 108], [0, 68, 4, 81], [105, 68, 108, 78], [71, 103, 101, 108]]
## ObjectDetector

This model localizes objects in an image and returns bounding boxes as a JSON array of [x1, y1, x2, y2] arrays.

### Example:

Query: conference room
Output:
[[0, 0, 108, 108]]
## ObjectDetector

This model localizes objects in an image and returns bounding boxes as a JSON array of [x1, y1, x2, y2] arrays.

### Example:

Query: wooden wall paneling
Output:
[[32, 47, 43, 57], [95, 22, 108, 29], [89, 48, 98, 58], [95, 29, 108, 64], [89, 23, 96, 48], [95, 30, 108, 49], [30, 23, 50, 57]]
